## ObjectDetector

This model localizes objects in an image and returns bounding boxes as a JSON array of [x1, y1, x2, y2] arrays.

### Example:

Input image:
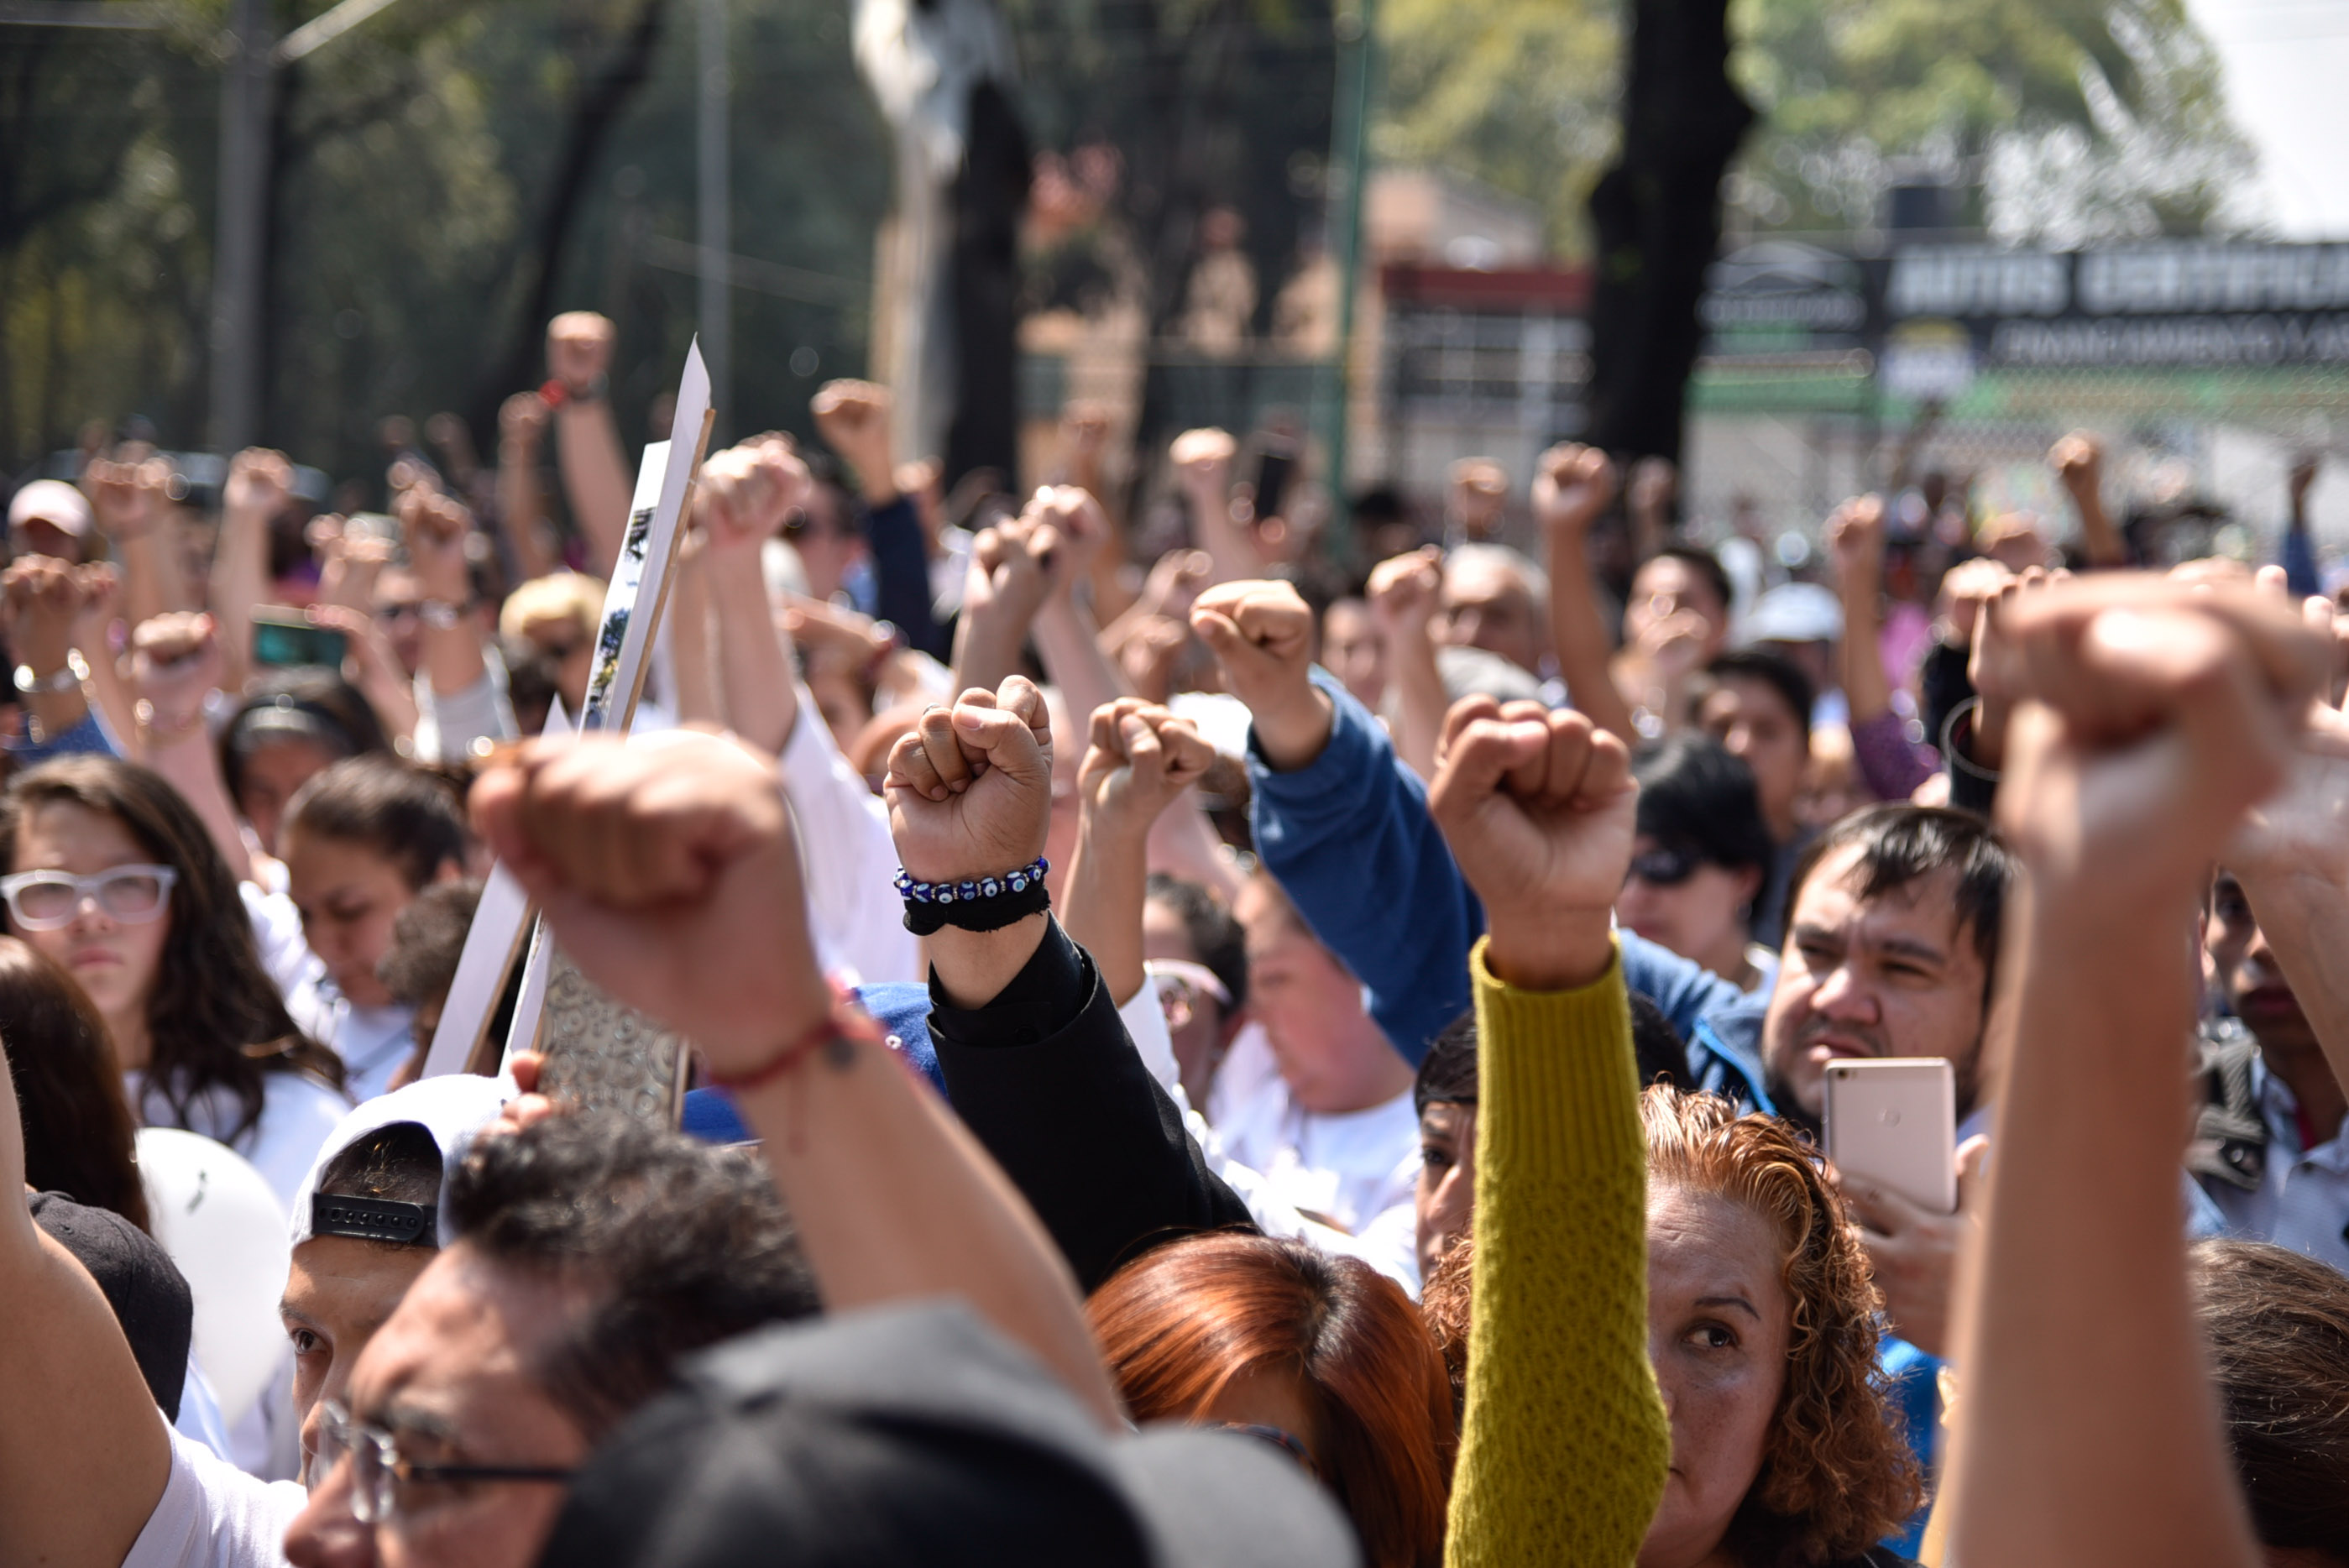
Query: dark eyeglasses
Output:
[[1624, 845, 1702, 888], [314, 1399, 575, 1527]]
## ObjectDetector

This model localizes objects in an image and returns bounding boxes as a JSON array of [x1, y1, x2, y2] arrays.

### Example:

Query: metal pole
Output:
[[207, 0, 273, 453], [1321, 0, 1374, 556], [697, 0, 730, 436]]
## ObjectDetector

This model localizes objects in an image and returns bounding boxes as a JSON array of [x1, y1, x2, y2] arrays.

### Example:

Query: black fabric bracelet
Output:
[[903, 877, 1050, 935]]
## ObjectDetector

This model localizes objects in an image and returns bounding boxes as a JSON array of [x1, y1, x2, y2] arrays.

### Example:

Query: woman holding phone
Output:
[[0, 754, 348, 1203]]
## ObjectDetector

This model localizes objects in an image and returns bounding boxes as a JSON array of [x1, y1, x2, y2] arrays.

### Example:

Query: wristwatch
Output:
[[13, 649, 88, 694], [420, 599, 466, 631]]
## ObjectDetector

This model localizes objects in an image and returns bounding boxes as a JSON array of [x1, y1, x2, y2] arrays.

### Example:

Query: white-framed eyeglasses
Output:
[[0, 865, 177, 931]]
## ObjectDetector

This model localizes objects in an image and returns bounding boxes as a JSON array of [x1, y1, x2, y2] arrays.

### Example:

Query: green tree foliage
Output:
[[2, 0, 888, 485], [1370, 0, 2252, 253], [1373, 0, 1618, 255]]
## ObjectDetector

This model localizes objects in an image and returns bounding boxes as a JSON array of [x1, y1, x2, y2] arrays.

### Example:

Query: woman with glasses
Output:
[[0, 755, 348, 1204], [1616, 734, 1781, 994]]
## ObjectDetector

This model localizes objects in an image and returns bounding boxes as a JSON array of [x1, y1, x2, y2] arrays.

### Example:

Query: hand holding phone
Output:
[[1823, 1058, 1956, 1215], [251, 607, 349, 670]]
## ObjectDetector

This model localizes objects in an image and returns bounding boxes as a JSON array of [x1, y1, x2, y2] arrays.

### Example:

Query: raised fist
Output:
[[471, 730, 826, 1072], [1023, 485, 1109, 597], [698, 436, 810, 557], [397, 485, 474, 602], [964, 514, 1062, 639], [500, 390, 552, 448], [1077, 698, 1216, 839], [1531, 443, 1617, 538], [86, 457, 176, 541], [130, 611, 226, 733], [1190, 578, 1316, 719], [546, 313, 615, 396], [1991, 575, 2328, 903], [1826, 494, 1887, 585], [2048, 431, 2103, 499], [883, 677, 1056, 888], [1169, 427, 1237, 487], [1426, 697, 1635, 991], [223, 448, 294, 525], [1366, 546, 1444, 638], [811, 379, 894, 481], [3, 556, 86, 672]]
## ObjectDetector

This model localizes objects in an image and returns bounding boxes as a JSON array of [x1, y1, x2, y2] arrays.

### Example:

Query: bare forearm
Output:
[[1146, 806, 1242, 901], [1840, 576, 1891, 723], [951, 609, 1030, 698], [2074, 491, 2127, 568], [498, 440, 560, 581], [709, 559, 798, 753], [143, 731, 253, 883], [2237, 873, 2349, 1108], [1544, 528, 1638, 745], [740, 1024, 1120, 1429], [666, 552, 724, 729], [1949, 895, 2256, 1568], [1187, 485, 1260, 586], [79, 648, 138, 756], [1063, 822, 1148, 1006], [556, 403, 633, 576], [1389, 625, 1451, 781], [1033, 601, 1126, 729], [210, 510, 268, 691], [115, 533, 191, 627]]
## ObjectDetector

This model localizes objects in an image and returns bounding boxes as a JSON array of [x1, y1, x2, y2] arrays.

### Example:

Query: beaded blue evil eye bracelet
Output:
[[895, 857, 1050, 935]]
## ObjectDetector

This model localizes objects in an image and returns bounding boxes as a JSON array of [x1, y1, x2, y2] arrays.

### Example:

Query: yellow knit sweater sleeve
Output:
[[1442, 935, 1672, 1568]]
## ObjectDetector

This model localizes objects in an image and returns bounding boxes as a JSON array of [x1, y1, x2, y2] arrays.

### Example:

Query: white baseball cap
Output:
[[8, 479, 92, 537], [288, 1073, 514, 1249]]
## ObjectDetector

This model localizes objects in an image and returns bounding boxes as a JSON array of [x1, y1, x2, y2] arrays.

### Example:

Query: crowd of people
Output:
[[3, 304, 2346, 1568]]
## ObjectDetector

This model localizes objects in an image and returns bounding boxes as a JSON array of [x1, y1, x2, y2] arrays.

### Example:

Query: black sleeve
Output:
[[1919, 638, 1975, 748], [865, 494, 950, 661], [929, 920, 1257, 1293]]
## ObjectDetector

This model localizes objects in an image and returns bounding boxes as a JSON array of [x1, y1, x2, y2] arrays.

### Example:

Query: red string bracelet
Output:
[[704, 984, 881, 1096]]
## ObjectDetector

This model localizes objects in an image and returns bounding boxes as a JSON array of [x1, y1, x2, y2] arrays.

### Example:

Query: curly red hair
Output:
[[1640, 1086, 1923, 1565]]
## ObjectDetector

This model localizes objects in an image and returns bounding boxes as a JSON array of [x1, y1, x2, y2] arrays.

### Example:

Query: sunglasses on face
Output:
[[0, 865, 177, 930], [313, 1399, 575, 1529], [1623, 845, 1703, 889]]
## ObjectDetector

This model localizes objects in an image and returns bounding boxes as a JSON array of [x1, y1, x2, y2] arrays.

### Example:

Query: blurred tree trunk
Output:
[[1583, 0, 1752, 468], [473, 0, 668, 431]]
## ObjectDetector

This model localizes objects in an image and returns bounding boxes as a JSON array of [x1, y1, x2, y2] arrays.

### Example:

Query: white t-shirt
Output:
[[123, 1418, 302, 1568], [778, 686, 922, 987], [1211, 1074, 1421, 1241], [127, 1069, 353, 1210], [288, 975, 415, 1106]]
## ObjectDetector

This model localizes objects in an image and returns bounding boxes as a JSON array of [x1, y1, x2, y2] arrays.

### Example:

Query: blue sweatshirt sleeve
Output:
[[2284, 524, 2323, 603], [1246, 671, 1483, 1066], [866, 494, 949, 661], [3, 704, 123, 767], [1617, 929, 1750, 1044]]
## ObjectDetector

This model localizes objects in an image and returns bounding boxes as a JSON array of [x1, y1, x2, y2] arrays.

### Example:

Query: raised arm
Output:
[[2050, 432, 2127, 570], [496, 391, 562, 583], [894, 679, 1252, 1290], [473, 721, 1121, 1429], [1426, 694, 1669, 1566], [1192, 579, 1481, 1062], [1364, 546, 1451, 781], [208, 448, 283, 693], [128, 614, 252, 884], [1948, 576, 2324, 1568], [1170, 427, 1262, 586], [87, 455, 193, 630], [696, 436, 810, 755], [546, 312, 632, 576], [1533, 444, 1638, 745], [951, 515, 1054, 698], [2223, 585, 2349, 1115], [0, 1021, 174, 1566], [1062, 698, 1216, 1007], [400, 485, 494, 704], [1829, 495, 1891, 726]]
